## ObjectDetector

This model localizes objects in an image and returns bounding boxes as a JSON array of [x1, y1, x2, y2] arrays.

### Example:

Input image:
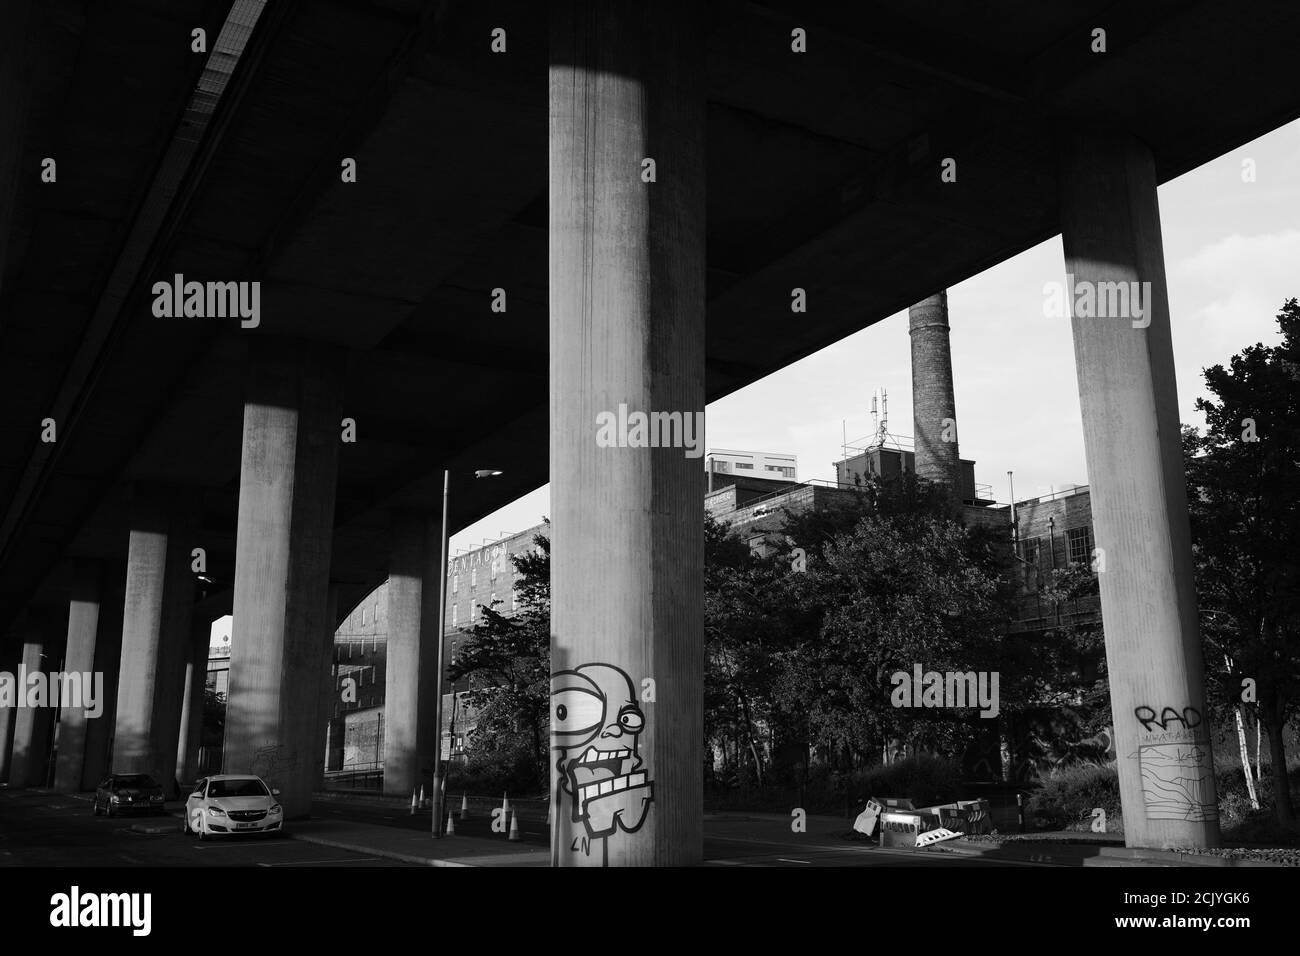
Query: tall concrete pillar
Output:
[[909, 291, 962, 505], [313, 583, 340, 790], [224, 340, 342, 819], [1058, 128, 1218, 849], [0, 644, 19, 782], [114, 491, 197, 790], [53, 561, 105, 791], [81, 569, 124, 788], [549, 0, 705, 866], [175, 615, 211, 788], [383, 515, 441, 798], [8, 619, 59, 788]]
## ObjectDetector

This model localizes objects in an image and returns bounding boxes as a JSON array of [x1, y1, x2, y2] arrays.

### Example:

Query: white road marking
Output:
[[259, 857, 381, 866]]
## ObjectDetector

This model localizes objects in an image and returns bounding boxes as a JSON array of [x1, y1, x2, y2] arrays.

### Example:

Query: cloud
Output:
[[1170, 231, 1299, 421]]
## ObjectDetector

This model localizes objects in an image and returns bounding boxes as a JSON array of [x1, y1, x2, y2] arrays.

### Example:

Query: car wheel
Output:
[[106, 802, 116, 818], [92, 798, 101, 816], [197, 818, 208, 841]]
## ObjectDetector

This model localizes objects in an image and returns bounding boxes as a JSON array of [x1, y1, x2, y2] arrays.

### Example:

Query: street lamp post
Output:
[[431, 467, 502, 837]]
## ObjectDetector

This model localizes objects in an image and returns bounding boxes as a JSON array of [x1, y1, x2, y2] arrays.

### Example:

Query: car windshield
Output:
[[115, 775, 159, 789], [207, 778, 269, 799]]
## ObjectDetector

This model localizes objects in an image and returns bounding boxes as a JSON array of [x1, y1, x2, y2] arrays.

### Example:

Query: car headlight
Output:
[[109, 795, 120, 803], [269, 804, 282, 814], [207, 806, 225, 816]]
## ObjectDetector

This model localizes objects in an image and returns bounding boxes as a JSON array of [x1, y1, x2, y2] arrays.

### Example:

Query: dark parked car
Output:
[[92, 773, 167, 817]]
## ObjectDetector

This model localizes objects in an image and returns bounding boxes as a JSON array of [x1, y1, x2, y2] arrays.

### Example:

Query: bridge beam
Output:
[[383, 512, 441, 798], [224, 340, 342, 819], [549, 0, 706, 866], [1059, 127, 1219, 850]]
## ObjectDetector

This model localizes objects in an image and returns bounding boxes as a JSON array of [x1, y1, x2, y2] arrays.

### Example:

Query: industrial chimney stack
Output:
[[909, 290, 961, 506]]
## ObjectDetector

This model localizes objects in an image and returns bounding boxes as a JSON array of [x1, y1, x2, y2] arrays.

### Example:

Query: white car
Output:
[[183, 774, 284, 839]]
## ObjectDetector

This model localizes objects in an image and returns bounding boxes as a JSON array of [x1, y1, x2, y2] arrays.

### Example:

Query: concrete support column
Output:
[[224, 340, 342, 819], [81, 569, 124, 788], [313, 584, 339, 787], [909, 291, 962, 505], [8, 615, 59, 788], [383, 514, 441, 798], [175, 615, 211, 788], [53, 561, 105, 791], [114, 491, 197, 790], [0, 645, 20, 782], [549, 0, 705, 866], [1058, 128, 1218, 849]]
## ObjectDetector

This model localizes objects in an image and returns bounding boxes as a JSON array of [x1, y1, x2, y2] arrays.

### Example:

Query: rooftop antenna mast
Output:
[[873, 387, 891, 446]]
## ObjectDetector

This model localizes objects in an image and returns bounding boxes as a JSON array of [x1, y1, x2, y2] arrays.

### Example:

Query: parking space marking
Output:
[[258, 857, 382, 866]]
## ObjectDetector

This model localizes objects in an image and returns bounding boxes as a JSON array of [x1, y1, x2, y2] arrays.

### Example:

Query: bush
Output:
[[1222, 809, 1300, 846], [1216, 764, 1268, 829], [848, 754, 962, 807], [445, 740, 544, 798], [1025, 761, 1121, 831]]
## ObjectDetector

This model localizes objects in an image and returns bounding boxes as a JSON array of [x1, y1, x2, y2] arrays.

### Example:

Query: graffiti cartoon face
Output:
[[552, 663, 653, 841]]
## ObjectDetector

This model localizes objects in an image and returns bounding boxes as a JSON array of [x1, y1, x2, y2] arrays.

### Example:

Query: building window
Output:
[[471, 567, 478, 588], [1067, 526, 1094, 566], [735, 462, 753, 470], [452, 604, 458, 627], [452, 573, 459, 595], [471, 603, 478, 623], [1018, 537, 1040, 590]]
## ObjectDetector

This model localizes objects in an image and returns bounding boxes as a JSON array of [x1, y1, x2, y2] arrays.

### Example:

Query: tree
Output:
[[775, 505, 1011, 762], [1184, 298, 1300, 822], [447, 528, 551, 791]]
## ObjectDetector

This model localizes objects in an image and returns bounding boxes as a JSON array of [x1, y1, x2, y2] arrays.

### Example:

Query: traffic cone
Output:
[[500, 791, 510, 817], [409, 789, 418, 815], [460, 793, 469, 820], [418, 785, 427, 810], [445, 813, 456, 837], [508, 811, 521, 842]]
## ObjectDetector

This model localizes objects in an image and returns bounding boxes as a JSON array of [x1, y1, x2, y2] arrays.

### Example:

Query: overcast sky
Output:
[[450, 117, 1300, 555]]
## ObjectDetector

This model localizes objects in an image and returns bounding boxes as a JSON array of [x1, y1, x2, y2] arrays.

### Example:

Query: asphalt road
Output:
[[1, 788, 1041, 867], [0, 789, 415, 867], [311, 794, 1044, 867]]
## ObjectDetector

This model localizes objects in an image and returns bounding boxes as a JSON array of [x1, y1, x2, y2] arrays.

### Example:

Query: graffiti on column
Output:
[[1129, 705, 1216, 822], [251, 741, 300, 789], [551, 663, 653, 865]]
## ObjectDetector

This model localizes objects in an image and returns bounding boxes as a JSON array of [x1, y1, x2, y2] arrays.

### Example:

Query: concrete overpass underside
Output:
[[1, 0, 1298, 862]]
